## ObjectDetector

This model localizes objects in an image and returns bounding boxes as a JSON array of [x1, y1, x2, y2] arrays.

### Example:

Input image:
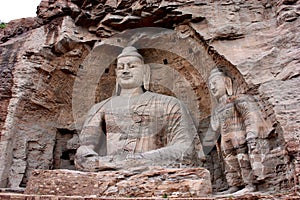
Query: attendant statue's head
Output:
[[115, 46, 150, 95], [208, 68, 233, 100]]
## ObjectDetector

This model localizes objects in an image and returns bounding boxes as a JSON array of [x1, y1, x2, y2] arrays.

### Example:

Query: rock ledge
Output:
[[25, 167, 212, 198]]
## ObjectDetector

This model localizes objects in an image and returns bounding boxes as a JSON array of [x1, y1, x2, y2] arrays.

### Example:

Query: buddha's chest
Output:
[[103, 104, 167, 155], [102, 100, 166, 137]]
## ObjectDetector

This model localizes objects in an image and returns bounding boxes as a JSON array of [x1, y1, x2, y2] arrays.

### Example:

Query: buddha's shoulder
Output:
[[91, 92, 183, 108], [88, 97, 112, 114], [146, 91, 182, 104]]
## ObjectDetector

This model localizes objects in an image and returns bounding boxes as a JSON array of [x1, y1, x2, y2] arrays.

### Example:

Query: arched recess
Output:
[[71, 26, 272, 191], [72, 27, 249, 138], [96, 48, 210, 125]]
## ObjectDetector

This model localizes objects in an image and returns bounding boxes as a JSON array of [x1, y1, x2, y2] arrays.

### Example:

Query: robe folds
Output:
[[75, 91, 204, 171]]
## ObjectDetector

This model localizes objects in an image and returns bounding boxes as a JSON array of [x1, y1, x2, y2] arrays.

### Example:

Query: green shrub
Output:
[[0, 23, 6, 29]]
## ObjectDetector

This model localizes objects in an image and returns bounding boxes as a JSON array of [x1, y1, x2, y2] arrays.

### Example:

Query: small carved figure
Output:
[[208, 68, 271, 195], [75, 46, 204, 171]]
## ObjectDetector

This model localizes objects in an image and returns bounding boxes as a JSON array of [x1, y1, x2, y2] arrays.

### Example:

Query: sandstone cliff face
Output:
[[0, 0, 299, 193], [0, 16, 94, 187]]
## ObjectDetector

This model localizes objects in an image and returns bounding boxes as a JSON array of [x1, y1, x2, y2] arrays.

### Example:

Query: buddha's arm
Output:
[[75, 103, 117, 171], [140, 99, 203, 165]]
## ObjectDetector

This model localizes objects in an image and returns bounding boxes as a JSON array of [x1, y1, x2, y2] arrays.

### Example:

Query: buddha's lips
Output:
[[211, 89, 217, 94], [121, 75, 133, 79]]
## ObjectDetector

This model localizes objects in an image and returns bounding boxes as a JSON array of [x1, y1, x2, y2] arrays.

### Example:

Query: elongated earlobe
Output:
[[115, 79, 121, 96], [143, 64, 151, 91], [225, 76, 233, 96]]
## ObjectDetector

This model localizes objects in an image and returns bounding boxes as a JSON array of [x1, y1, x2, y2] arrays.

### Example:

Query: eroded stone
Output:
[[25, 168, 212, 197]]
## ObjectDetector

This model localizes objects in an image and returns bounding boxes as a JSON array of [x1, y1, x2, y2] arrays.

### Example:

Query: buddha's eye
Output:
[[209, 81, 216, 89], [129, 64, 136, 68], [117, 64, 124, 70]]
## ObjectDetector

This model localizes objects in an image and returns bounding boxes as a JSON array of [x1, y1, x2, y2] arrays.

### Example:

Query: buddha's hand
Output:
[[75, 145, 117, 171], [123, 153, 154, 168], [97, 156, 118, 170]]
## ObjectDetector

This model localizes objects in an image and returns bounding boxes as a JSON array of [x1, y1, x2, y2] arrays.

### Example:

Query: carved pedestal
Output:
[[25, 167, 212, 198]]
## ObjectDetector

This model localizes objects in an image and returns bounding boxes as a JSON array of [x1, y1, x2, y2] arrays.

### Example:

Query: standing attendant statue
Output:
[[208, 68, 272, 195], [75, 46, 204, 171]]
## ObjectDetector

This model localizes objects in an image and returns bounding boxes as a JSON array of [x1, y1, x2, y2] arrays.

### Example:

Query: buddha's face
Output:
[[116, 56, 145, 89], [209, 75, 227, 99]]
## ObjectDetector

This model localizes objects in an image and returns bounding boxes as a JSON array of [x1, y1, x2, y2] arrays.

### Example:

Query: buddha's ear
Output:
[[115, 79, 121, 96], [225, 76, 233, 96], [114, 67, 120, 95], [143, 64, 151, 91]]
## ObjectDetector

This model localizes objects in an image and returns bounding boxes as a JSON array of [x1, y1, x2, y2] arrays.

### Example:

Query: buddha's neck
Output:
[[119, 87, 144, 97]]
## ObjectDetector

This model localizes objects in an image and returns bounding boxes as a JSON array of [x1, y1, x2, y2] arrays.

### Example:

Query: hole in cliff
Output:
[[60, 151, 70, 160], [105, 68, 109, 73], [282, 0, 297, 5], [53, 129, 77, 170], [163, 59, 168, 64]]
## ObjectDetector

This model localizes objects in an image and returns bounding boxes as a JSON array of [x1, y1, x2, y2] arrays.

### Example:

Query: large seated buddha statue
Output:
[[75, 46, 205, 171]]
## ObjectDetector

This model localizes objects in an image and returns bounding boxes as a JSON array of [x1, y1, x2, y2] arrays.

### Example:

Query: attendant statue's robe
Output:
[[210, 94, 273, 186]]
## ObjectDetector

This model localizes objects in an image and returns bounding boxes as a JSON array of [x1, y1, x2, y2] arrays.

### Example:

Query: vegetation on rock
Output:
[[0, 22, 6, 29]]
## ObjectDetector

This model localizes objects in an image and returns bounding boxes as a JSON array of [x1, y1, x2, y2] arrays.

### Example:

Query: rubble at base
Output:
[[25, 168, 212, 198]]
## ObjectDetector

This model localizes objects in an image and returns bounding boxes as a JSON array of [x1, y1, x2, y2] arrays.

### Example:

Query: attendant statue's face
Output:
[[116, 56, 145, 89], [209, 75, 227, 99]]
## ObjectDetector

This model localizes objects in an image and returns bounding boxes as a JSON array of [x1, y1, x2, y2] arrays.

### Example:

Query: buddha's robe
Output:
[[75, 91, 204, 171]]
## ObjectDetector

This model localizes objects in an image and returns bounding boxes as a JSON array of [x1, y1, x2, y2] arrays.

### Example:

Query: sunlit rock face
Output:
[[0, 0, 299, 195]]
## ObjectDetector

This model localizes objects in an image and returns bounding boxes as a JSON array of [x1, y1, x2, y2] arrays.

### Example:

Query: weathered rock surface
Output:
[[2, 191, 300, 199], [0, 0, 299, 196], [0, 16, 95, 188], [0, 18, 41, 44], [25, 168, 212, 198]]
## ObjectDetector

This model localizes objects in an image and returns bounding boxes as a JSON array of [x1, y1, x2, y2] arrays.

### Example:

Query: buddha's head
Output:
[[115, 46, 150, 94], [208, 68, 233, 99]]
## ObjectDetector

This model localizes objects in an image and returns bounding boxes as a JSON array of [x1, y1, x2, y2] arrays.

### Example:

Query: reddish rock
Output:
[[25, 168, 212, 198], [0, 17, 41, 44], [0, 0, 299, 196]]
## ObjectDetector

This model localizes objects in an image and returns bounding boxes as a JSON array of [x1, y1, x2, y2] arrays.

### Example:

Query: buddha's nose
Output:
[[123, 64, 130, 71], [122, 71, 130, 75], [122, 65, 130, 75]]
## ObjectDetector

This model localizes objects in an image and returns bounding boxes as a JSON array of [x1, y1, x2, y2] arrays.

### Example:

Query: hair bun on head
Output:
[[117, 46, 144, 61], [209, 68, 225, 80]]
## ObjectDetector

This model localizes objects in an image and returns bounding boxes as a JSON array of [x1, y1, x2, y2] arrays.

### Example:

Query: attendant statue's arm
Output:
[[201, 109, 220, 154], [202, 126, 220, 155], [234, 95, 272, 150]]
